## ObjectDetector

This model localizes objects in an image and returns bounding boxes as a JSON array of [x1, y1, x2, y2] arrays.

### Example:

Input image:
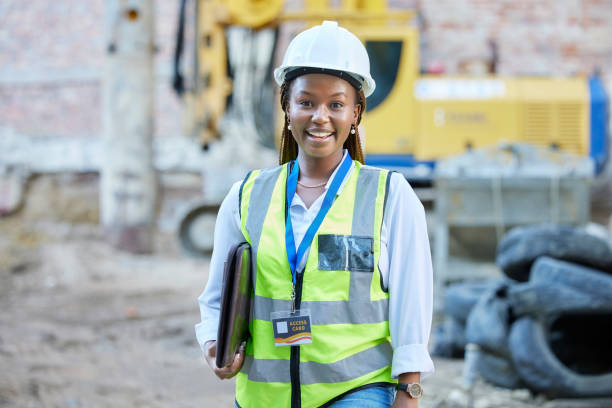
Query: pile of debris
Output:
[[433, 223, 612, 398]]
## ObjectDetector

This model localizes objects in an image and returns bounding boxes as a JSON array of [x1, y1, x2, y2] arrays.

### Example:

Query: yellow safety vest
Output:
[[236, 160, 395, 408]]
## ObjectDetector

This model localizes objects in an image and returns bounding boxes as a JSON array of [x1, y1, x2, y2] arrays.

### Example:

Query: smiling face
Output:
[[286, 74, 361, 162]]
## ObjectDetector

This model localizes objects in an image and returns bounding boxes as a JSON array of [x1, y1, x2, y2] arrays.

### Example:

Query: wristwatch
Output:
[[396, 382, 423, 399]]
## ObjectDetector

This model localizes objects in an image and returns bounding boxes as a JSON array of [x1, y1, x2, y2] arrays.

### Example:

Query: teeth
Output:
[[308, 131, 333, 137]]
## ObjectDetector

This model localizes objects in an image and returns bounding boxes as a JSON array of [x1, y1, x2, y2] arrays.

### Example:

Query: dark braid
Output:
[[279, 81, 298, 164], [278, 80, 366, 165]]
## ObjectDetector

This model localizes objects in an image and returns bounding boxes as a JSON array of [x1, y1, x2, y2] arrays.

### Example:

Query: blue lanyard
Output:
[[285, 153, 353, 288]]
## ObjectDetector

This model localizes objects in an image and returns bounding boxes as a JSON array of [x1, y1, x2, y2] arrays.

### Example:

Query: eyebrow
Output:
[[297, 91, 347, 97]]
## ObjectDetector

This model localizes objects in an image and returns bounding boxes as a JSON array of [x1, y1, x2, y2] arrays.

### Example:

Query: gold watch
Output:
[[396, 382, 423, 399]]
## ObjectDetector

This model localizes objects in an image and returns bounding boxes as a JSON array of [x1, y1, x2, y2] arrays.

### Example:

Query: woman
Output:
[[196, 21, 434, 408]]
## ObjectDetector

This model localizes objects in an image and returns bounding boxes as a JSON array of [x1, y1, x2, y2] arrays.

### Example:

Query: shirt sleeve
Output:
[[383, 172, 435, 379], [194, 180, 244, 352]]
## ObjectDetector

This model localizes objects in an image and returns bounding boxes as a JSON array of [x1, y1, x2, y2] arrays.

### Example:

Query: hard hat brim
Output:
[[274, 65, 376, 97]]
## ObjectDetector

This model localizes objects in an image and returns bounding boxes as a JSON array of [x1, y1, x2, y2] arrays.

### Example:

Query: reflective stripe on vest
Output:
[[236, 161, 393, 408], [241, 341, 393, 384], [251, 296, 387, 324], [240, 166, 283, 291]]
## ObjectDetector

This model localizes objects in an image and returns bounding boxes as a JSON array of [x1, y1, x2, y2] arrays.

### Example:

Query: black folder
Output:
[[216, 242, 252, 368]]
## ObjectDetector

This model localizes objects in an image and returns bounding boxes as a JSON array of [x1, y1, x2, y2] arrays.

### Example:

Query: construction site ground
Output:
[[1, 173, 611, 408]]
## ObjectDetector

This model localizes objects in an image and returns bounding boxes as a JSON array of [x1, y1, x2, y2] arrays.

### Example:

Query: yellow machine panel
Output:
[[413, 77, 522, 160], [409, 77, 589, 161], [517, 78, 589, 155]]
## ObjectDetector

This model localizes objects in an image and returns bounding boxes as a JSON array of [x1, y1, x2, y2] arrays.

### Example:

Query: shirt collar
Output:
[[290, 149, 354, 208]]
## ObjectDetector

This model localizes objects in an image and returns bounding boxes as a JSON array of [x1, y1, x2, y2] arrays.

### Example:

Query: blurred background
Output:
[[1, 1, 611, 407]]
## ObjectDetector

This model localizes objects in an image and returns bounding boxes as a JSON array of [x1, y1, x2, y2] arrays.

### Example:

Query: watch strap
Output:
[[396, 383, 409, 392], [396, 382, 423, 399]]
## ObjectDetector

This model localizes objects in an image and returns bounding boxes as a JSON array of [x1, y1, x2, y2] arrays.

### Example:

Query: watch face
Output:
[[408, 383, 423, 398]]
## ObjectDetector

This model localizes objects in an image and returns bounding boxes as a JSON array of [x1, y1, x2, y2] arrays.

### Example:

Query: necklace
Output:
[[297, 180, 327, 188]]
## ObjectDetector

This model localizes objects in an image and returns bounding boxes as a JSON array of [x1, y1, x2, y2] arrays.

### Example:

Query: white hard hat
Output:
[[274, 21, 376, 97]]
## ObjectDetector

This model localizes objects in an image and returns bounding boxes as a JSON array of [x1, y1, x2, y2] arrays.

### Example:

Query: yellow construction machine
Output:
[[172, 0, 608, 180], [172, 0, 608, 255]]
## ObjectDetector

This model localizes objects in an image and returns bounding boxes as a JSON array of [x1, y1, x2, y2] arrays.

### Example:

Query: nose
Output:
[[312, 104, 329, 124]]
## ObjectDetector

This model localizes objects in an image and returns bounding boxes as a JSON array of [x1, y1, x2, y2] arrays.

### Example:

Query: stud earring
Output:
[[350, 125, 356, 135], [287, 124, 291, 130]]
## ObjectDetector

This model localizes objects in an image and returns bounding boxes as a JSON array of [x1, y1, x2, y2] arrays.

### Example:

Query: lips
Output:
[[305, 129, 335, 140]]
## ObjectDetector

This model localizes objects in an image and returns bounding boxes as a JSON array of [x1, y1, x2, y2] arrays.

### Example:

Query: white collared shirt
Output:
[[195, 150, 435, 378]]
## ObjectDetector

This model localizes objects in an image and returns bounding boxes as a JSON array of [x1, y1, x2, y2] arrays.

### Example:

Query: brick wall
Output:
[[1, 0, 611, 140], [416, 0, 612, 76], [0, 0, 181, 139]]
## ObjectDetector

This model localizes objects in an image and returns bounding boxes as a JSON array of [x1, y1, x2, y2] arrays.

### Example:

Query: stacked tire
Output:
[[464, 281, 524, 389], [433, 278, 529, 389], [432, 280, 501, 359], [436, 224, 612, 398], [466, 224, 612, 398], [508, 257, 612, 397], [496, 224, 612, 282]]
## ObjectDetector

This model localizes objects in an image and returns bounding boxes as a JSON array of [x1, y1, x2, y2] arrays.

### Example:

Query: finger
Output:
[[222, 344, 246, 378], [216, 364, 237, 379], [214, 368, 230, 379], [209, 342, 246, 379], [237, 342, 246, 358], [231, 343, 246, 368]]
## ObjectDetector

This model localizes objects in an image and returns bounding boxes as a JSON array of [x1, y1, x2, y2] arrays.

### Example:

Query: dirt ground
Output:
[[1, 174, 611, 408]]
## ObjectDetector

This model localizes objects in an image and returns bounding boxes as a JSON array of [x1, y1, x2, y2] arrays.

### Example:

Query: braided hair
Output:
[[278, 79, 366, 165]]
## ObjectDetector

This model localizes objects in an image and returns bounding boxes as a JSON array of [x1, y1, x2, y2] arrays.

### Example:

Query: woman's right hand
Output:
[[204, 340, 246, 379]]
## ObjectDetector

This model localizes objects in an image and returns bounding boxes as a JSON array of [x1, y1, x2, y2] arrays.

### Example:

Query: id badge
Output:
[[271, 309, 313, 347]]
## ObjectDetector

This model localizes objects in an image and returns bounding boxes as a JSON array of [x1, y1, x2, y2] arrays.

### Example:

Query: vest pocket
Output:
[[318, 234, 374, 272]]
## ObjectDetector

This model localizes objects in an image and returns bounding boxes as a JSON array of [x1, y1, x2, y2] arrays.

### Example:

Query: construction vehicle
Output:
[[172, 0, 609, 255]]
